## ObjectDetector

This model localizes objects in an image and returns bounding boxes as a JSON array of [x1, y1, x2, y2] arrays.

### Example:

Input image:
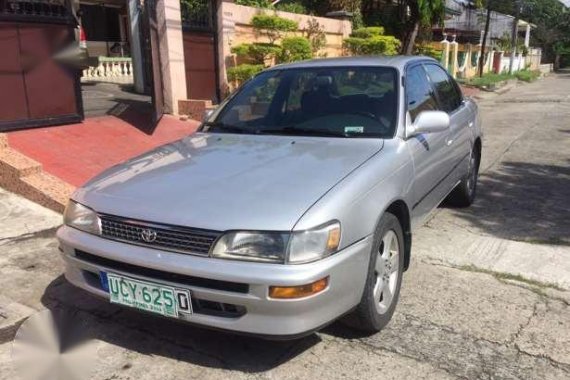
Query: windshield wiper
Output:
[[258, 126, 351, 138], [201, 121, 248, 134]]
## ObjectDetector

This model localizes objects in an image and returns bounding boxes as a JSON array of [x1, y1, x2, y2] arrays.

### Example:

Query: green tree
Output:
[[401, 0, 446, 55], [520, 0, 570, 68]]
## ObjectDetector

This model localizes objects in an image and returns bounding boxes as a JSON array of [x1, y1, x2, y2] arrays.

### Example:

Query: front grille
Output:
[[76, 250, 249, 294], [99, 214, 220, 256]]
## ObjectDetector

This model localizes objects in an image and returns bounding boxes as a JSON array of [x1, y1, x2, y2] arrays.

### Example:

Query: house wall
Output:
[[217, 2, 352, 95]]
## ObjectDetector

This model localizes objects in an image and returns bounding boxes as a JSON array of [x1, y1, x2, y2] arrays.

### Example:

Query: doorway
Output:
[[78, 0, 162, 132]]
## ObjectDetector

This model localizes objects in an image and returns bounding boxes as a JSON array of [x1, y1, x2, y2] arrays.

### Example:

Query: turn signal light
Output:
[[269, 277, 329, 299]]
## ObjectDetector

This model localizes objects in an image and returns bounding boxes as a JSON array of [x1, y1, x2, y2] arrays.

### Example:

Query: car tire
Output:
[[447, 144, 480, 207], [342, 212, 404, 333]]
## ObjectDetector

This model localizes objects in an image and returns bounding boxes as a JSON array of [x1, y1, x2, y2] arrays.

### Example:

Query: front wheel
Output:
[[447, 145, 480, 207], [343, 212, 404, 333]]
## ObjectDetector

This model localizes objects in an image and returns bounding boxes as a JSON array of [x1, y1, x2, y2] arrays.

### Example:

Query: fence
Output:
[[431, 39, 542, 79], [218, 2, 352, 93], [82, 57, 134, 84]]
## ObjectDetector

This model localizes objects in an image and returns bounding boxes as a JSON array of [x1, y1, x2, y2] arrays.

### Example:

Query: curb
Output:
[[0, 296, 35, 344], [0, 133, 73, 213]]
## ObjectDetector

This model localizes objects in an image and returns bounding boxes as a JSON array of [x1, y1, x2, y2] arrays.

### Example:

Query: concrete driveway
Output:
[[1, 73, 569, 380]]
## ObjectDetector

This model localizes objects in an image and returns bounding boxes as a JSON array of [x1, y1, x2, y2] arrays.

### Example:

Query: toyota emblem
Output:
[[141, 228, 157, 243]]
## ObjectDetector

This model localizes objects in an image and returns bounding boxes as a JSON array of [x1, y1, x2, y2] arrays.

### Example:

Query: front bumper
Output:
[[57, 226, 371, 337]]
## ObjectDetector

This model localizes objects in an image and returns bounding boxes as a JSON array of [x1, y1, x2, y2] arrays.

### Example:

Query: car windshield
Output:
[[202, 66, 399, 138]]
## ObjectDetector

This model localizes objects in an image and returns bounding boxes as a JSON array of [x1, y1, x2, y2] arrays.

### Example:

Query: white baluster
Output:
[[96, 61, 105, 78]]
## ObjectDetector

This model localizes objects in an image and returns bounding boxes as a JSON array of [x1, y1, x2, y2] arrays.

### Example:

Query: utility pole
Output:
[[508, 0, 522, 74], [479, 5, 492, 77]]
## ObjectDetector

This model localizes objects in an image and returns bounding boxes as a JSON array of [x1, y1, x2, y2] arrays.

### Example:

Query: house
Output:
[[435, 0, 534, 49], [0, 0, 350, 132]]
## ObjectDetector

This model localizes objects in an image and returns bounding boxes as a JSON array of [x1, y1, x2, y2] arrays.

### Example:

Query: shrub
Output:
[[344, 27, 400, 56], [251, 14, 298, 43], [231, 43, 282, 65], [235, 0, 273, 8], [227, 64, 264, 83], [415, 44, 442, 60], [275, 1, 307, 14], [304, 18, 327, 57], [350, 27, 385, 39], [278, 37, 312, 63]]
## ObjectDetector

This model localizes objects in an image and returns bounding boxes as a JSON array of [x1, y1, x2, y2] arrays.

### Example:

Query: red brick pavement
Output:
[[7, 115, 199, 187]]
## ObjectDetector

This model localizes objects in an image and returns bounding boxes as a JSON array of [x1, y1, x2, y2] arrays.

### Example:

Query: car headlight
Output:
[[212, 231, 289, 263], [212, 221, 341, 264], [63, 200, 101, 235], [288, 221, 341, 264]]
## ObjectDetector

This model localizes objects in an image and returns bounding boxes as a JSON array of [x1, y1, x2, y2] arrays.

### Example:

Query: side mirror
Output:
[[203, 108, 215, 122], [407, 111, 450, 138]]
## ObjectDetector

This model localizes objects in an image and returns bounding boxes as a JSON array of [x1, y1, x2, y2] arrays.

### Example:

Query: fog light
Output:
[[269, 277, 329, 299]]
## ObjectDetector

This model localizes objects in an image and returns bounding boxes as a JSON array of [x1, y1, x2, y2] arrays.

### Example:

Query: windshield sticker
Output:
[[344, 126, 364, 134]]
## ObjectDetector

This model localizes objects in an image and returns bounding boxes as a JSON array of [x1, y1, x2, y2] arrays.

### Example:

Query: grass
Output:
[[514, 70, 541, 82], [457, 264, 565, 292], [465, 72, 514, 88], [462, 70, 541, 89]]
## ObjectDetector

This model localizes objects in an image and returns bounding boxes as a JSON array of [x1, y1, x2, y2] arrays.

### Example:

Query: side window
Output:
[[406, 65, 438, 122], [424, 64, 462, 113]]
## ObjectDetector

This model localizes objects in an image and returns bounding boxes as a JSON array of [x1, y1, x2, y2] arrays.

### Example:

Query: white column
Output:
[[450, 35, 459, 78], [156, 0, 188, 115], [128, 0, 145, 94], [524, 24, 531, 48]]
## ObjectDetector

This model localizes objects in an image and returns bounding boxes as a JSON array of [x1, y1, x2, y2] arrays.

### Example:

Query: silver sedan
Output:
[[58, 56, 482, 339]]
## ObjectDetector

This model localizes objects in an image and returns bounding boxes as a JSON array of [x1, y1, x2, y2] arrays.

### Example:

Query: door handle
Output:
[[468, 121, 474, 128], [446, 137, 454, 146]]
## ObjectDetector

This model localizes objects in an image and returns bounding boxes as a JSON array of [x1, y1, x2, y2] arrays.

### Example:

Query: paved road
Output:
[[1, 73, 569, 380]]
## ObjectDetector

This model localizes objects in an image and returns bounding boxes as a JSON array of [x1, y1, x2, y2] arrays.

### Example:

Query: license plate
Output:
[[104, 272, 192, 318]]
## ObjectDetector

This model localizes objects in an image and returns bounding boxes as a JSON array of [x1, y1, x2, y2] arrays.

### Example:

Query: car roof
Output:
[[264, 56, 437, 72]]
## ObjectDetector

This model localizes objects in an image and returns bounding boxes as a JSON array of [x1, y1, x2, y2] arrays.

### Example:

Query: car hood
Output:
[[75, 133, 384, 231]]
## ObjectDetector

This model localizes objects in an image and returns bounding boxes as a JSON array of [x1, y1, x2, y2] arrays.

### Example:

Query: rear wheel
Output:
[[343, 213, 404, 333], [447, 145, 480, 207]]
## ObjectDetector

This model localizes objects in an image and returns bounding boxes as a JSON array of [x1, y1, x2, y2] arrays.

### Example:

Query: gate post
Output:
[[128, 0, 145, 94], [156, 0, 187, 115]]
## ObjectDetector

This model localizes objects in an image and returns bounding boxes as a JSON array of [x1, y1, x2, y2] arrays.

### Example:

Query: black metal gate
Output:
[[140, 0, 164, 125]]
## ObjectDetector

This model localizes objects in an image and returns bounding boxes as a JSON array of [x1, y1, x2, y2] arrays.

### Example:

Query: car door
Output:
[[405, 64, 452, 225], [424, 64, 473, 189]]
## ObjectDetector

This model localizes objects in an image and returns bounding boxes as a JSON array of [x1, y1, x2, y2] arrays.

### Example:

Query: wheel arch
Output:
[[384, 200, 412, 271], [474, 137, 482, 160]]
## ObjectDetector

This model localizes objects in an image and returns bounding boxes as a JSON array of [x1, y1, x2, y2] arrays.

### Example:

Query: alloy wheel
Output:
[[466, 150, 478, 197], [373, 230, 400, 315]]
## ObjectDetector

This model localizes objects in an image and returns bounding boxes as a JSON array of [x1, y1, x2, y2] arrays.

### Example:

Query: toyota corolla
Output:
[[57, 56, 482, 339]]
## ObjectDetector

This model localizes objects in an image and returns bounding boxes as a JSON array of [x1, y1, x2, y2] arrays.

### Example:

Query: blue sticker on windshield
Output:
[[345, 126, 364, 133]]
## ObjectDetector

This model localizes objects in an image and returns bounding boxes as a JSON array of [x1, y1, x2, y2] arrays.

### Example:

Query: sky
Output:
[[559, 0, 570, 7]]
